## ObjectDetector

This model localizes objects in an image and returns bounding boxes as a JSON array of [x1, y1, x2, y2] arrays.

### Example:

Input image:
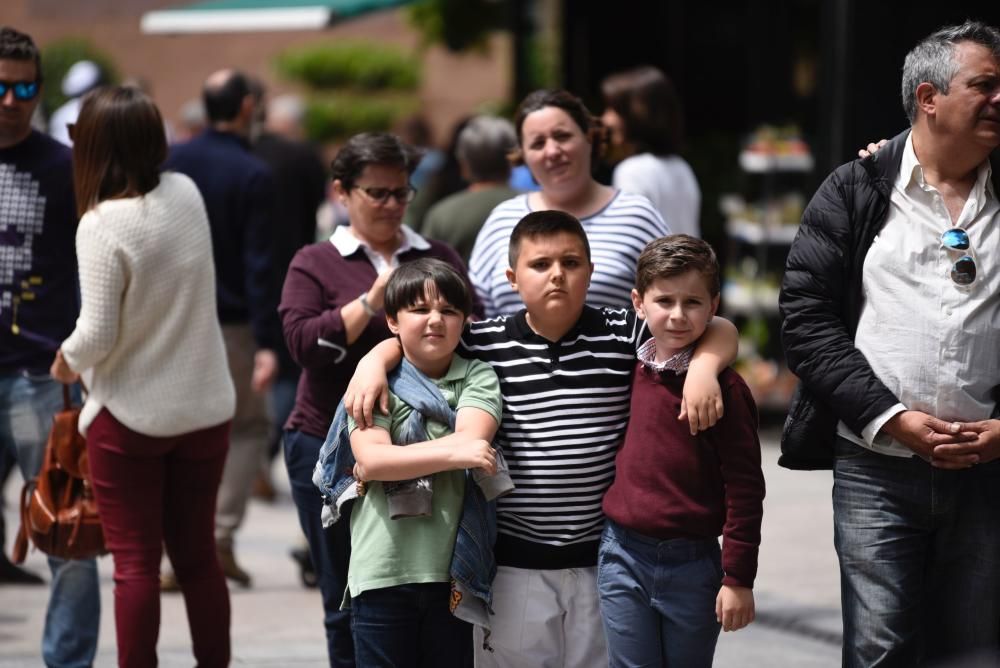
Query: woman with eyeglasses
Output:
[[468, 89, 671, 317], [278, 131, 481, 667], [49, 85, 236, 667]]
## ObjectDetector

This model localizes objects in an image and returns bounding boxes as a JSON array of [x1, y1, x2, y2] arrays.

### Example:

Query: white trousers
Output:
[[474, 565, 607, 668]]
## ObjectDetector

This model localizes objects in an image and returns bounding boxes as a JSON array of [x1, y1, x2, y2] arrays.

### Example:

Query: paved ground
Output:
[[0, 429, 842, 667]]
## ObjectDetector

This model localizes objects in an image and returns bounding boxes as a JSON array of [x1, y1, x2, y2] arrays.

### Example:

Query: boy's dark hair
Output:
[[202, 70, 249, 123], [635, 234, 720, 297], [508, 210, 591, 268], [601, 65, 682, 156], [510, 89, 608, 170], [384, 258, 473, 319], [330, 132, 422, 191], [0, 27, 41, 81], [72, 86, 167, 219]]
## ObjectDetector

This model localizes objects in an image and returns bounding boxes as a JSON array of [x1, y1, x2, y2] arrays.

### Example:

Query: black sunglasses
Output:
[[0, 80, 39, 101], [941, 227, 977, 286]]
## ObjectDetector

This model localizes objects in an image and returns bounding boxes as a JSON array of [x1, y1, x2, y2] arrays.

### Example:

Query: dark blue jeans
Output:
[[284, 429, 354, 668], [597, 519, 721, 668], [351, 582, 472, 668], [833, 438, 1000, 667]]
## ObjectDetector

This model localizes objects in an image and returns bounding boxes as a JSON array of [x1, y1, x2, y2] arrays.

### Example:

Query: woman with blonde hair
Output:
[[50, 85, 236, 668]]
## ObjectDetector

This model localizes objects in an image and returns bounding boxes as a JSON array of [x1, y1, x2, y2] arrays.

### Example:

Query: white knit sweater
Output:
[[61, 172, 236, 437]]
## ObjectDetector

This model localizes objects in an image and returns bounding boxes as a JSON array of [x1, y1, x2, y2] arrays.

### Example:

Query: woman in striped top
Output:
[[469, 89, 670, 317]]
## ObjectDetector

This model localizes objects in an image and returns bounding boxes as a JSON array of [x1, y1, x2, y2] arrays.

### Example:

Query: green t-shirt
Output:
[[345, 355, 501, 600]]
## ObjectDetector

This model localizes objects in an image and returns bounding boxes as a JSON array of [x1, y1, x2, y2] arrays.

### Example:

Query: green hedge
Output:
[[303, 95, 419, 143], [40, 38, 119, 115], [276, 42, 419, 91]]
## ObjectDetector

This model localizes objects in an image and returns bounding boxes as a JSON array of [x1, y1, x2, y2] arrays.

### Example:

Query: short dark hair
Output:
[[511, 89, 607, 169], [384, 258, 473, 319], [202, 70, 250, 123], [602, 65, 682, 156], [72, 86, 167, 218], [635, 235, 720, 297], [457, 115, 517, 183], [0, 27, 41, 82], [329, 132, 422, 191], [508, 210, 591, 268], [902, 21, 1000, 123]]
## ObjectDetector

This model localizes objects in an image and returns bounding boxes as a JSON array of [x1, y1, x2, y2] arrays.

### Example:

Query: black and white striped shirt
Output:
[[460, 306, 647, 569], [468, 191, 671, 318]]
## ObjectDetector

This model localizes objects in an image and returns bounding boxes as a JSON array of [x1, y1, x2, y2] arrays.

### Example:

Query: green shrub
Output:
[[276, 42, 419, 91], [40, 38, 120, 115], [303, 95, 419, 143]]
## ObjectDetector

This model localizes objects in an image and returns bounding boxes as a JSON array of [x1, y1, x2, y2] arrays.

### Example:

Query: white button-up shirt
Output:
[[837, 133, 1000, 457]]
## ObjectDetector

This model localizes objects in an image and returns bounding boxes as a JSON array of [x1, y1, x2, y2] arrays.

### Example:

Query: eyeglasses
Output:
[[0, 80, 39, 101], [941, 227, 977, 286], [355, 185, 416, 206]]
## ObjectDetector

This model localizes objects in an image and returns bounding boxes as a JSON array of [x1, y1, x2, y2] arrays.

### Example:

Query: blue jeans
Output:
[[284, 428, 355, 668], [597, 519, 722, 668], [834, 437, 1000, 667], [0, 371, 100, 668], [351, 582, 472, 668]]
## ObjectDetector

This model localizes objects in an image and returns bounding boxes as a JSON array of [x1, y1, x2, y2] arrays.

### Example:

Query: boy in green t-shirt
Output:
[[345, 258, 502, 667]]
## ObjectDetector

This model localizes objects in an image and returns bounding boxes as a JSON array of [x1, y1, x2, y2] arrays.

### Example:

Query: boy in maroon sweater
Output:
[[598, 235, 765, 668]]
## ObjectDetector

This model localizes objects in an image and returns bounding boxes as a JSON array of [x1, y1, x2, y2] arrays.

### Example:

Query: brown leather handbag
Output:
[[12, 385, 106, 563]]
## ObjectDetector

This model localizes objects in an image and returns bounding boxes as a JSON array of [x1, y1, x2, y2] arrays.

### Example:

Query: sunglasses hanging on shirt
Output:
[[941, 227, 977, 286]]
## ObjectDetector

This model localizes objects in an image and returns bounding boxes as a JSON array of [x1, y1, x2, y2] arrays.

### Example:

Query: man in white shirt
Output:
[[780, 21, 1000, 667]]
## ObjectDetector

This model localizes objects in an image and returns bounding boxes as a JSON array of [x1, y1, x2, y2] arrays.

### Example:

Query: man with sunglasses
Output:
[[0, 26, 101, 668], [163, 68, 281, 589], [780, 21, 1000, 667]]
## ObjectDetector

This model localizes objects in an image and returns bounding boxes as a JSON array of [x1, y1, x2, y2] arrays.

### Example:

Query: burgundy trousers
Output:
[[87, 408, 232, 668]]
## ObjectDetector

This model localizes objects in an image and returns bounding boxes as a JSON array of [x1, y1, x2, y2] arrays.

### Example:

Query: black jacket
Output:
[[778, 130, 1000, 469]]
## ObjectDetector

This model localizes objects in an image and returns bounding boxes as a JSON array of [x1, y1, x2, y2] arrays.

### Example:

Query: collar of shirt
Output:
[[636, 338, 692, 374], [898, 132, 994, 225], [329, 224, 431, 273]]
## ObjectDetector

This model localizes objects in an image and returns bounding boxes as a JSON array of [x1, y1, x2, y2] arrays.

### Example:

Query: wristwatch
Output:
[[358, 292, 377, 316]]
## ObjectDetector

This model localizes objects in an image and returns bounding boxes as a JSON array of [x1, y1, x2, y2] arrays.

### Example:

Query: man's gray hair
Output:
[[456, 115, 517, 183], [902, 20, 1000, 123]]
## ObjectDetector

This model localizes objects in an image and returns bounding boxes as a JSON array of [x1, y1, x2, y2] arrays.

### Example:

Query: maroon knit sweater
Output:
[[602, 364, 765, 588], [279, 239, 479, 438]]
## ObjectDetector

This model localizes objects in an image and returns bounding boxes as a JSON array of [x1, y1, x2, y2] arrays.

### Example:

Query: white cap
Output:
[[61, 60, 101, 97]]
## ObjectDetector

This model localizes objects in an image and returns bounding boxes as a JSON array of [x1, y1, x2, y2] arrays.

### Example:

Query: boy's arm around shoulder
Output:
[[706, 371, 765, 591], [345, 338, 404, 427], [682, 316, 739, 434]]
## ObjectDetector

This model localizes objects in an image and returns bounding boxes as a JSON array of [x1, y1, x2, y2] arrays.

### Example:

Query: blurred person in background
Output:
[[48, 59, 104, 146], [0, 26, 100, 667], [469, 88, 670, 317], [174, 97, 206, 143], [50, 85, 236, 668], [251, 89, 327, 501], [163, 68, 281, 588], [402, 116, 472, 233], [421, 115, 519, 262], [279, 131, 481, 667], [601, 65, 701, 238]]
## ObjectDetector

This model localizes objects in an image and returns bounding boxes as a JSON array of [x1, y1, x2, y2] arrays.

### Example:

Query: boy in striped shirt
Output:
[[347, 211, 738, 667]]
